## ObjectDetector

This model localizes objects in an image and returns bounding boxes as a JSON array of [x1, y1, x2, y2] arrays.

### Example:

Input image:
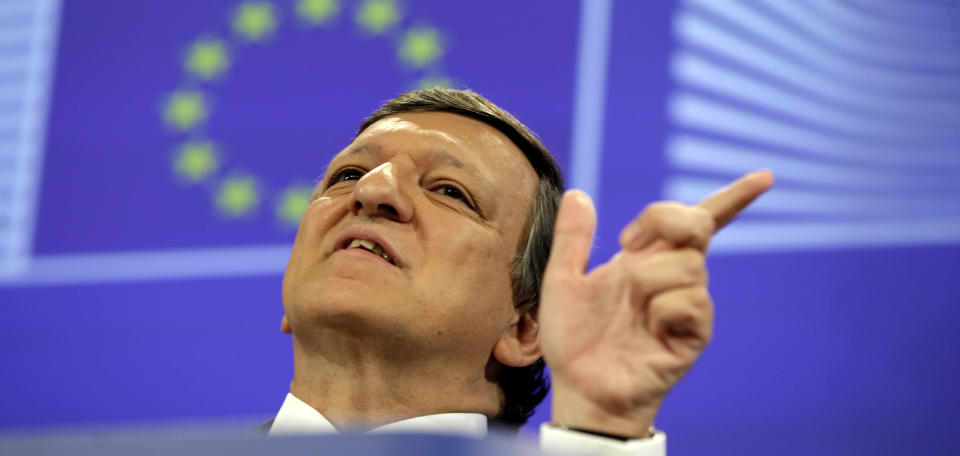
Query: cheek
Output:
[[439, 228, 510, 279], [418, 229, 517, 335], [282, 197, 348, 301], [293, 197, 343, 247]]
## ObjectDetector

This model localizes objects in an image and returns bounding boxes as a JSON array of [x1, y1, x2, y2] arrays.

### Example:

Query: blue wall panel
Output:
[[1, 1, 958, 454]]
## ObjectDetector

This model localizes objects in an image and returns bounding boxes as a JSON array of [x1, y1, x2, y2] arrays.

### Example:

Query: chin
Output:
[[289, 276, 413, 334]]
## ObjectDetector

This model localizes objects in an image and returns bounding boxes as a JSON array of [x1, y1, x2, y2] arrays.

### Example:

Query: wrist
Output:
[[549, 422, 657, 441], [550, 379, 661, 439]]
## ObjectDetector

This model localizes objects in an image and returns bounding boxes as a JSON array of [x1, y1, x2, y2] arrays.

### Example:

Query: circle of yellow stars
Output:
[[161, 0, 451, 226]]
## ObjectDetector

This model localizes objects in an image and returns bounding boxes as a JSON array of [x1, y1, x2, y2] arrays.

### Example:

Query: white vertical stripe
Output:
[[0, 0, 61, 275], [569, 0, 614, 202]]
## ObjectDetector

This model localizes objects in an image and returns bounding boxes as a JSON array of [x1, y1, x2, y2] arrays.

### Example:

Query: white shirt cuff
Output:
[[539, 423, 666, 456]]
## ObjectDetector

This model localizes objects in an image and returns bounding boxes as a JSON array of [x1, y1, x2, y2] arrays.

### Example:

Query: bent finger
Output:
[[620, 202, 714, 251], [646, 287, 714, 358], [623, 248, 708, 304]]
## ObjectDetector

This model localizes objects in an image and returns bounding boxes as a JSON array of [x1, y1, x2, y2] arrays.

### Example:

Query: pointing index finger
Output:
[[697, 170, 775, 231]]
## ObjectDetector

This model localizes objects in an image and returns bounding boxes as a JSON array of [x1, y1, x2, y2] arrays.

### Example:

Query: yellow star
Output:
[[297, 0, 339, 25], [399, 27, 443, 68], [232, 1, 277, 42], [162, 91, 208, 131], [356, 0, 400, 35], [276, 186, 313, 226], [185, 38, 230, 80], [216, 176, 260, 217], [174, 141, 219, 182]]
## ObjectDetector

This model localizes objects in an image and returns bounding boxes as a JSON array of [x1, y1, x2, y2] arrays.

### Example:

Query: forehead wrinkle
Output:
[[337, 143, 383, 161], [335, 142, 474, 174], [425, 148, 467, 170]]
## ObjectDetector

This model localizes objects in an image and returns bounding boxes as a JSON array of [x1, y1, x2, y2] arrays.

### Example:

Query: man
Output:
[[264, 89, 773, 455]]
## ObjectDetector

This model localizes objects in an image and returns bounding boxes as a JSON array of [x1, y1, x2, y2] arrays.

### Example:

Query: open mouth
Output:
[[346, 238, 396, 265]]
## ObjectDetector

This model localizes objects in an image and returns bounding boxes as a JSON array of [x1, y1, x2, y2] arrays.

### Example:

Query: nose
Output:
[[350, 160, 414, 223]]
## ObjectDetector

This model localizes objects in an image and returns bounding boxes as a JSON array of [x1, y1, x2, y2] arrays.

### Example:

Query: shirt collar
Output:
[[268, 393, 488, 438]]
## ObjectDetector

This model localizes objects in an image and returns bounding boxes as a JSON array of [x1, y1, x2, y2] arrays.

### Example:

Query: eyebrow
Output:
[[312, 144, 381, 196]]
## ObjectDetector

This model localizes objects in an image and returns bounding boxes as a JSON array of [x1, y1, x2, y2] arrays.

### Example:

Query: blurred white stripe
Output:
[[0, 0, 61, 277], [712, 218, 960, 251], [842, 0, 955, 28], [664, 176, 960, 215], [672, 52, 960, 140], [0, 245, 292, 286], [667, 0, 960, 252], [665, 135, 960, 190], [806, 0, 959, 44], [674, 13, 960, 123], [669, 94, 960, 167], [688, 0, 960, 82], [760, 0, 956, 51]]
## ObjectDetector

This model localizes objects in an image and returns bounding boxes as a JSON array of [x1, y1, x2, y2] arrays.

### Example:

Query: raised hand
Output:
[[540, 170, 774, 437]]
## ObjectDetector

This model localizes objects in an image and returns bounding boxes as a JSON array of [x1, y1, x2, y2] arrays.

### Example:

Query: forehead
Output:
[[340, 112, 529, 169], [340, 112, 535, 189]]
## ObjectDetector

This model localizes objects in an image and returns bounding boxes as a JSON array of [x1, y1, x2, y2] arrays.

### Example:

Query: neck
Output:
[[289, 330, 502, 431]]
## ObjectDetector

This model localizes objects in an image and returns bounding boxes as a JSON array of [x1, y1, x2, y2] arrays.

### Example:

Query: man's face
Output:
[[282, 112, 539, 365]]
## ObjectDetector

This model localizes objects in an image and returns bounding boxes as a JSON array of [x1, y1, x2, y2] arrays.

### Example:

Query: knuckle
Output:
[[642, 202, 718, 246], [643, 201, 685, 222], [626, 263, 652, 295], [681, 249, 705, 273], [687, 207, 715, 243], [691, 287, 712, 311], [645, 201, 676, 213], [690, 206, 714, 228]]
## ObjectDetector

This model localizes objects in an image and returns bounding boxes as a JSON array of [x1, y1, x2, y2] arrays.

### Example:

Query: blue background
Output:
[[2, 1, 959, 455]]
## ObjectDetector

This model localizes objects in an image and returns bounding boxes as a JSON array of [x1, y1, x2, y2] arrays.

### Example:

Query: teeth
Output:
[[347, 238, 393, 263]]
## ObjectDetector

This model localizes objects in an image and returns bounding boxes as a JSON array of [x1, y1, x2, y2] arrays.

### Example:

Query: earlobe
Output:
[[492, 311, 541, 367], [281, 315, 292, 334]]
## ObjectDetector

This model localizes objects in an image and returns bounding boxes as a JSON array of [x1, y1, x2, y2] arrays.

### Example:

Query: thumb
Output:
[[545, 190, 597, 278]]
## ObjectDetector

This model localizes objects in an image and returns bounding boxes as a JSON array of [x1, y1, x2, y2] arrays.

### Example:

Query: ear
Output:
[[492, 308, 541, 367], [281, 315, 292, 334]]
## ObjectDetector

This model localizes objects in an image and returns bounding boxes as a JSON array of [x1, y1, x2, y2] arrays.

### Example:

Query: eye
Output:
[[331, 167, 364, 184], [433, 183, 475, 209]]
